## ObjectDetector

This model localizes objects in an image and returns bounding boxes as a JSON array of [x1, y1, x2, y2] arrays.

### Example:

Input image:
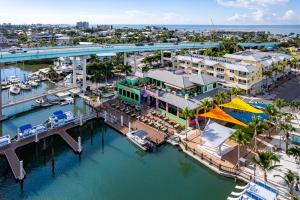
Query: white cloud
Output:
[[217, 0, 289, 8], [227, 13, 248, 22], [281, 9, 296, 20], [219, 0, 293, 23]]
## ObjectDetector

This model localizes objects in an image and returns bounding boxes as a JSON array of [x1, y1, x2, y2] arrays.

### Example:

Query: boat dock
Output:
[[0, 113, 97, 180]]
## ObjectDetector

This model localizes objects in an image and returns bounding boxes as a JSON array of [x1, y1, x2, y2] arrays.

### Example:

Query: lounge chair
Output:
[[230, 190, 245, 196], [227, 196, 241, 200], [235, 184, 249, 190]]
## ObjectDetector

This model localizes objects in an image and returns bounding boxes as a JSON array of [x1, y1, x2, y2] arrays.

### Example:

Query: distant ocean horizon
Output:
[[111, 24, 300, 35]]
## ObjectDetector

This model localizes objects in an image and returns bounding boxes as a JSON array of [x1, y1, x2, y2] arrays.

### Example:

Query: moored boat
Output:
[[17, 124, 48, 140], [0, 135, 11, 147], [46, 110, 75, 128], [127, 130, 154, 151], [19, 82, 32, 90], [9, 85, 21, 95]]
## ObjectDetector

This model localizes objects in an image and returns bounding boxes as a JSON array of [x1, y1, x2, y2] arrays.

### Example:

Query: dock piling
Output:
[[121, 115, 123, 126], [80, 116, 83, 126], [35, 132, 38, 143], [19, 160, 24, 180], [78, 136, 82, 153], [104, 111, 107, 122]]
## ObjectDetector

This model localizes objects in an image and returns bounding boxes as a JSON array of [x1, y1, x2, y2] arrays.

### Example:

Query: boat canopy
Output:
[[134, 130, 148, 138], [56, 113, 67, 120], [199, 106, 248, 127], [19, 124, 32, 132], [202, 120, 236, 148], [227, 112, 268, 124], [53, 110, 64, 116], [220, 98, 264, 114]]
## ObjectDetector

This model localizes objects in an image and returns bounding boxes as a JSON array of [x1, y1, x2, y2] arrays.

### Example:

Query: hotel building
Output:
[[175, 50, 292, 94]]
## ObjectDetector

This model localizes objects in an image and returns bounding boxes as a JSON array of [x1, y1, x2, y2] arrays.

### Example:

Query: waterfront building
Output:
[[175, 50, 292, 94], [117, 69, 219, 126]]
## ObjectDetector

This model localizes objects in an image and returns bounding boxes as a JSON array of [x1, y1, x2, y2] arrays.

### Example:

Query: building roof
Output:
[[146, 70, 218, 89], [157, 92, 199, 110], [224, 50, 292, 62]]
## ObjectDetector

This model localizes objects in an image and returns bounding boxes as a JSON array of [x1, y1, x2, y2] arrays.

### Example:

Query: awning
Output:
[[19, 124, 32, 132], [202, 120, 236, 148], [199, 106, 248, 127], [220, 98, 264, 114]]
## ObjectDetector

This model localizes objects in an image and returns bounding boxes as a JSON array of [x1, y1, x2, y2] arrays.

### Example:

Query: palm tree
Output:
[[279, 121, 296, 153], [273, 98, 286, 111], [274, 170, 299, 197], [118, 64, 132, 75], [179, 107, 194, 129], [252, 151, 281, 181], [198, 98, 212, 123], [262, 70, 273, 91], [289, 57, 298, 76], [250, 116, 262, 151], [228, 88, 242, 100], [287, 146, 300, 164], [231, 129, 251, 168]]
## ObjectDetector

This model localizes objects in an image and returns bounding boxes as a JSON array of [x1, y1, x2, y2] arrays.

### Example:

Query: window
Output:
[[216, 68, 224, 72], [123, 90, 126, 96], [230, 77, 234, 81], [131, 93, 134, 99], [127, 91, 130, 97], [119, 89, 122, 95], [135, 94, 139, 101], [217, 75, 224, 79], [230, 70, 235, 73]]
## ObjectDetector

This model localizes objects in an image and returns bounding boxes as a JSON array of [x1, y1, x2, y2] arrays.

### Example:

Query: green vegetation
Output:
[[253, 151, 280, 181], [231, 129, 251, 168], [274, 170, 299, 197]]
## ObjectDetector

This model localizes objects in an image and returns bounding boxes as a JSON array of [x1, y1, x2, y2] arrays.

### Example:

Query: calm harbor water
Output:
[[0, 65, 235, 200], [0, 120, 235, 200]]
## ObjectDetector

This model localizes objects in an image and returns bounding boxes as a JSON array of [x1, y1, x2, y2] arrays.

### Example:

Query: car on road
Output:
[[8, 48, 27, 54]]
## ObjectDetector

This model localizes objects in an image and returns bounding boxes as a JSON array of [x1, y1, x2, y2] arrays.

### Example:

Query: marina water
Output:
[[0, 65, 235, 200]]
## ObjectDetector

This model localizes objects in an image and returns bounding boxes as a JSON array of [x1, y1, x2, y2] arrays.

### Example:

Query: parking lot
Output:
[[271, 75, 300, 102]]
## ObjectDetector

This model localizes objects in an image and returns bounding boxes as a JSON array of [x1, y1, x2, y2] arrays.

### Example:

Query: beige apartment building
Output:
[[175, 50, 292, 94]]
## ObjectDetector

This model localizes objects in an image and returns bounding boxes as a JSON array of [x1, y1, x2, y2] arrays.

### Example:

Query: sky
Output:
[[0, 0, 300, 25]]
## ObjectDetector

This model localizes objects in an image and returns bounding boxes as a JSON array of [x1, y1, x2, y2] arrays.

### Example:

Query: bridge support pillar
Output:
[[172, 52, 176, 71], [0, 62, 4, 121], [35, 132, 39, 143], [128, 120, 131, 133], [124, 53, 127, 65], [72, 57, 77, 86], [133, 53, 137, 73], [161, 50, 164, 67], [81, 56, 87, 92], [80, 115, 83, 126]]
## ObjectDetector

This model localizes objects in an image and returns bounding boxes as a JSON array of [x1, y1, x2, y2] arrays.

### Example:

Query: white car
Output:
[[8, 48, 27, 54]]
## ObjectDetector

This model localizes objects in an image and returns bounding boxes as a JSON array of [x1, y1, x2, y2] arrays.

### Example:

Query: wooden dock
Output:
[[0, 113, 97, 180]]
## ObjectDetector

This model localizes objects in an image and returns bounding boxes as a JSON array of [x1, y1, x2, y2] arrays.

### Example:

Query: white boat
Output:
[[29, 80, 39, 87], [17, 124, 48, 140], [0, 135, 11, 147], [47, 110, 75, 128], [19, 82, 32, 90], [9, 85, 21, 94], [127, 130, 154, 151], [60, 97, 74, 105], [8, 75, 20, 84]]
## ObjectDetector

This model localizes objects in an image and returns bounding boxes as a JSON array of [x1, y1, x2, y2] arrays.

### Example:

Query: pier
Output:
[[0, 113, 97, 180]]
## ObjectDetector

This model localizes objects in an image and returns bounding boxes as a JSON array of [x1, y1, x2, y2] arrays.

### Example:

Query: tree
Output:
[[231, 129, 250, 168], [274, 170, 299, 197], [289, 57, 298, 76], [197, 98, 212, 123], [253, 151, 280, 181], [250, 116, 263, 151], [141, 66, 150, 73], [179, 107, 195, 131], [287, 146, 300, 164], [273, 98, 286, 111], [262, 70, 273, 91], [279, 114, 296, 153], [228, 88, 242, 100], [118, 64, 132, 75]]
